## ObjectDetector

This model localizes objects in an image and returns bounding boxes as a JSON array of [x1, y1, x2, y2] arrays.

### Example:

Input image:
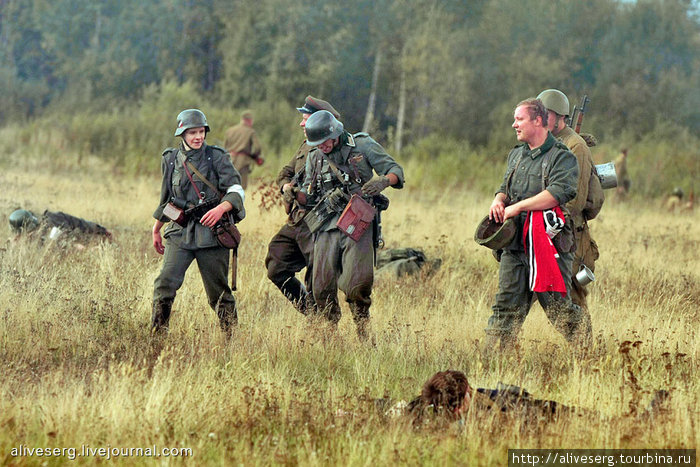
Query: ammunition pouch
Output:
[[337, 194, 376, 242], [373, 193, 390, 211], [213, 213, 241, 250], [163, 203, 187, 226], [304, 188, 350, 234]]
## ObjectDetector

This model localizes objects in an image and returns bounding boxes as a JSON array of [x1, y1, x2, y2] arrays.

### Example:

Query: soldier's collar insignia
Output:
[[345, 134, 356, 147]]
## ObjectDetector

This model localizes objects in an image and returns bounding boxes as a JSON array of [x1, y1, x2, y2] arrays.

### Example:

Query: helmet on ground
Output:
[[305, 110, 344, 146], [9, 209, 40, 233], [174, 109, 210, 136], [474, 216, 516, 250], [537, 89, 570, 117]]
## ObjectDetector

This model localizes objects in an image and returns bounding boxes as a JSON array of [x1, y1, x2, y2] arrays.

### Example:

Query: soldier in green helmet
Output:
[[9, 208, 112, 246], [484, 98, 589, 351], [265, 96, 341, 315], [296, 110, 404, 341], [538, 88, 602, 325], [151, 109, 245, 339]]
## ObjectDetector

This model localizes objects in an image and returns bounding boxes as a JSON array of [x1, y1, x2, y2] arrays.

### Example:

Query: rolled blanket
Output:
[[523, 207, 567, 296]]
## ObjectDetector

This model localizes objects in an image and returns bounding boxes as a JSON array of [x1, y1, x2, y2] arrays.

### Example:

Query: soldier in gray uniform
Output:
[[9, 208, 112, 244], [265, 96, 341, 314], [296, 110, 404, 340], [151, 109, 245, 338], [484, 98, 589, 350]]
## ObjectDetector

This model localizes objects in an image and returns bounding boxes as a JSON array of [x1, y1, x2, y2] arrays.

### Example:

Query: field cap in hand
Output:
[[474, 215, 516, 250]]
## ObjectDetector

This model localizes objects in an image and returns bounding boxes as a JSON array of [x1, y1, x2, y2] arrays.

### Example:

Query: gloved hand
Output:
[[282, 185, 299, 205], [361, 175, 391, 196]]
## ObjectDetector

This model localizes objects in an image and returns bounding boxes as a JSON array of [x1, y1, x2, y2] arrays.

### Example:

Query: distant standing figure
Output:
[[224, 110, 264, 189], [615, 148, 630, 198], [9, 208, 112, 246]]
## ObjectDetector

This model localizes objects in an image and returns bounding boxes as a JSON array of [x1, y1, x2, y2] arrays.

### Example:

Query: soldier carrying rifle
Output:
[[151, 109, 245, 339]]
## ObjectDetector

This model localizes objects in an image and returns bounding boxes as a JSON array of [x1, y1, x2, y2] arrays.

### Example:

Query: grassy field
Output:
[[0, 147, 698, 466]]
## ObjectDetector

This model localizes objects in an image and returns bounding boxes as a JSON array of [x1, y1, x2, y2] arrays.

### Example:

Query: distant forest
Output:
[[1, 0, 699, 153]]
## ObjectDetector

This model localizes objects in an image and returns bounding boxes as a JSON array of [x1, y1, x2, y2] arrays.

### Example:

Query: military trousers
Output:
[[485, 248, 591, 346], [265, 221, 314, 308], [570, 225, 599, 309], [312, 227, 374, 324], [153, 242, 235, 310]]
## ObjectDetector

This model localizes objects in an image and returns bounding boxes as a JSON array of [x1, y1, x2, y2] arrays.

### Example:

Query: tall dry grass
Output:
[[0, 144, 698, 466]]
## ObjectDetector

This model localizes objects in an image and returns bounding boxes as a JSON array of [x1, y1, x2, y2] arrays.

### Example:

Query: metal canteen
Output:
[[595, 162, 618, 189], [576, 264, 596, 286]]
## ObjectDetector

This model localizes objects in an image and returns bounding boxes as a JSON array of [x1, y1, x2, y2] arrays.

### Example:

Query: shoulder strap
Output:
[[185, 160, 222, 199]]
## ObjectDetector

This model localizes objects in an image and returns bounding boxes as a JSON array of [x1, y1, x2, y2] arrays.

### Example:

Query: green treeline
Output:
[[1, 0, 698, 195]]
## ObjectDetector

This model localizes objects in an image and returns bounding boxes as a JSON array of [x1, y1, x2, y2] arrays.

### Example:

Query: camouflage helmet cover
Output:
[[9, 209, 40, 233], [305, 110, 344, 146], [537, 89, 570, 117], [174, 109, 210, 136]]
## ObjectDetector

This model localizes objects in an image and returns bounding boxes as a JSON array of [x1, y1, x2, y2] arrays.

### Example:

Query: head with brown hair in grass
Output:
[[408, 370, 473, 421]]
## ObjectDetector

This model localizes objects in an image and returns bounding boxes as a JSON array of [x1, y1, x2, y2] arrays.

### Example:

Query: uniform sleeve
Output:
[[213, 148, 245, 216], [566, 139, 593, 214], [362, 137, 405, 189], [153, 154, 172, 222], [546, 150, 579, 206], [276, 152, 299, 188]]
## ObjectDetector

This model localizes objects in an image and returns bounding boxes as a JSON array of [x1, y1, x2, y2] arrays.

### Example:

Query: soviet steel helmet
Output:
[[9, 209, 40, 233], [305, 110, 344, 146], [537, 89, 570, 117], [474, 215, 516, 250], [174, 109, 210, 136]]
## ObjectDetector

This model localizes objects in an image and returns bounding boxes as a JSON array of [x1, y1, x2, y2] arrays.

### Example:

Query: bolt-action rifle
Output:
[[568, 94, 589, 134]]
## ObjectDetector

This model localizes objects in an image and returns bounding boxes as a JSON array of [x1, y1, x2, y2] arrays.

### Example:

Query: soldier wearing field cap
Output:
[[538, 89, 602, 319], [265, 96, 341, 315], [224, 110, 264, 189]]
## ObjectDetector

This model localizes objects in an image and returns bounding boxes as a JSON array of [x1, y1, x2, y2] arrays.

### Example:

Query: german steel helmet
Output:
[[9, 209, 40, 233], [537, 89, 570, 117], [305, 110, 344, 146], [174, 109, 210, 136], [474, 215, 516, 250]]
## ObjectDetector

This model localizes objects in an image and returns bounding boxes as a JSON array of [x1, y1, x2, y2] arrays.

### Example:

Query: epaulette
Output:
[[208, 144, 227, 154], [555, 141, 569, 150], [353, 132, 370, 138], [162, 147, 176, 157]]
